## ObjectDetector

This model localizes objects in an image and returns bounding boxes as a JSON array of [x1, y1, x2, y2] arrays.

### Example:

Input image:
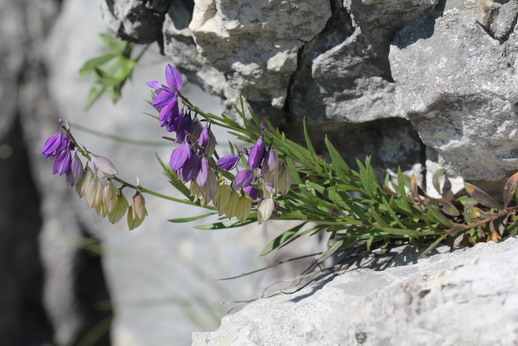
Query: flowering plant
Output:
[[43, 64, 518, 260]]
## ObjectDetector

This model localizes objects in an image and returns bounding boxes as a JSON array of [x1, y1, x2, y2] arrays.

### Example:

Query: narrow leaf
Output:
[[464, 182, 502, 209], [168, 212, 217, 223], [503, 172, 518, 208], [261, 222, 308, 256]]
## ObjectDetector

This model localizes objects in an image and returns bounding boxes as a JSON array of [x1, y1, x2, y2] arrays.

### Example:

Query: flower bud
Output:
[[76, 166, 94, 198], [243, 186, 259, 200], [275, 163, 292, 195], [235, 193, 252, 223], [200, 168, 218, 202], [197, 127, 210, 147], [181, 153, 201, 182], [258, 198, 274, 224], [103, 182, 118, 213], [205, 130, 217, 158], [92, 155, 119, 177], [224, 190, 241, 218], [247, 137, 266, 170], [196, 158, 210, 187], [217, 155, 239, 171], [170, 143, 191, 172], [86, 177, 103, 209], [127, 192, 147, 230], [53, 150, 72, 175], [233, 169, 254, 188], [214, 182, 231, 216], [66, 154, 84, 187], [41, 132, 65, 159], [108, 192, 129, 224]]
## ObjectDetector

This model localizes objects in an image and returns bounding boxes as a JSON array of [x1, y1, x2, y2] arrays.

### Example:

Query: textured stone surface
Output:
[[190, 0, 332, 110], [389, 0, 518, 181], [194, 237, 518, 346], [101, 0, 518, 183]]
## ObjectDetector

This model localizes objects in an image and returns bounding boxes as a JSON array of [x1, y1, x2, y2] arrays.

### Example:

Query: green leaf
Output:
[[324, 135, 352, 180], [464, 182, 502, 209], [260, 222, 308, 255], [396, 167, 412, 213], [84, 82, 106, 110], [195, 219, 256, 230], [503, 172, 518, 208], [303, 119, 318, 160], [168, 212, 218, 223], [79, 53, 117, 76], [419, 234, 448, 257], [424, 203, 454, 227]]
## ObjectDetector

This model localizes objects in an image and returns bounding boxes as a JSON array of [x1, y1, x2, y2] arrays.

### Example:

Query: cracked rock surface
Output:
[[193, 237, 518, 346], [102, 0, 518, 183]]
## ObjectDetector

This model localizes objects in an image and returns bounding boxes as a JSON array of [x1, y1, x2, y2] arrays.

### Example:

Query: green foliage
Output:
[[80, 32, 148, 109], [168, 94, 518, 259]]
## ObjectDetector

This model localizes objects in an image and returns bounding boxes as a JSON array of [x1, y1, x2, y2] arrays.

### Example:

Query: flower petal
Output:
[[152, 90, 176, 110], [234, 169, 254, 188], [166, 64, 183, 90], [217, 155, 240, 171], [248, 137, 266, 170], [170, 143, 191, 171]]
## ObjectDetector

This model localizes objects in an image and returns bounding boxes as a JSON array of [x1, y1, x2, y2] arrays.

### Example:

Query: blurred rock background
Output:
[[2, 0, 518, 345], [1, 0, 310, 345]]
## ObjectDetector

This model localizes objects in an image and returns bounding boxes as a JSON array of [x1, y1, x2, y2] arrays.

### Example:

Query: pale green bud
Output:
[[214, 182, 231, 216], [235, 193, 252, 223], [75, 166, 94, 198], [86, 177, 103, 209], [108, 192, 128, 224], [102, 182, 118, 213], [258, 198, 274, 224], [190, 180, 201, 202], [275, 163, 292, 195], [132, 192, 147, 220], [205, 131, 217, 158], [92, 155, 119, 177], [127, 192, 147, 230], [224, 190, 240, 219]]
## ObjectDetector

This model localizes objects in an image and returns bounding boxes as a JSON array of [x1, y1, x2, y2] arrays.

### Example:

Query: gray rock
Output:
[[389, 0, 518, 181], [189, 0, 332, 109], [194, 237, 518, 346]]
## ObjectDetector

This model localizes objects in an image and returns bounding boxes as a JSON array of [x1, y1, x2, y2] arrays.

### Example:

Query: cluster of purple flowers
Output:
[[216, 135, 278, 199], [148, 65, 218, 190], [41, 130, 84, 186]]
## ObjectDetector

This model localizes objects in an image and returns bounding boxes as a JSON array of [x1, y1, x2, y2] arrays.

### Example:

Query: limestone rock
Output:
[[189, 0, 332, 109], [389, 0, 518, 181], [194, 237, 518, 346]]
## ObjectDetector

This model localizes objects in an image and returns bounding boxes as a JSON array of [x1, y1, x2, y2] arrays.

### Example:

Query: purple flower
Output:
[[243, 186, 259, 200], [248, 137, 266, 170], [234, 169, 254, 188], [196, 158, 210, 187], [170, 143, 191, 172], [53, 150, 72, 175], [181, 153, 201, 182], [176, 115, 194, 143], [66, 154, 84, 186], [42, 132, 67, 159], [159, 97, 181, 131], [147, 65, 184, 129], [217, 155, 240, 171], [198, 128, 210, 148]]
